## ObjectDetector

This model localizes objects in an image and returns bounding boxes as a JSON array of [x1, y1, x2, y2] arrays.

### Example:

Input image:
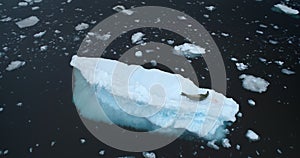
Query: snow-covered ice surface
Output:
[[173, 43, 206, 58], [131, 32, 145, 44], [6, 61, 26, 71], [70, 55, 239, 139], [15, 16, 40, 28], [239, 74, 270, 93], [246, 129, 260, 141], [273, 4, 299, 15]]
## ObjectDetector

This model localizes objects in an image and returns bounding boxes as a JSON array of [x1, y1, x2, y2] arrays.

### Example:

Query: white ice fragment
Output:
[[259, 24, 268, 28], [274, 60, 284, 66], [6, 61, 26, 71], [237, 112, 242, 117], [135, 51, 143, 57], [31, 6, 40, 10], [96, 33, 111, 41], [131, 32, 145, 44], [16, 102, 23, 107], [177, 16, 187, 20], [34, 0, 42, 3], [40, 45, 48, 51], [0, 107, 3, 112], [173, 43, 206, 58], [150, 60, 157, 66], [269, 39, 278, 45], [142, 151, 156, 158], [112, 5, 134, 15], [239, 74, 269, 93], [221, 32, 229, 37], [259, 57, 267, 63], [274, 4, 299, 15], [15, 16, 39, 28], [246, 129, 260, 141], [236, 144, 241, 150], [80, 138, 86, 144], [3, 149, 8, 155], [54, 30, 61, 34], [99, 150, 105, 155], [33, 30, 46, 38], [50, 141, 56, 147], [167, 40, 174, 45], [67, 0, 72, 3], [29, 147, 33, 153], [75, 23, 89, 31], [277, 148, 282, 154], [248, 99, 256, 106], [236, 63, 248, 71], [222, 138, 231, 148], [231, 57, 238, 62], [0, 17, 12, 22], [281, 69, 295, 75], [18, 2, 28, 6], [205, 6, 216, 11], [256, 30, 264, 34], [207, 140, 219, 150]]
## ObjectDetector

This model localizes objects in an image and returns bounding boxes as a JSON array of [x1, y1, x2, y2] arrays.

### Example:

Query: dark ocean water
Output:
[[0, 0, 299, 157]]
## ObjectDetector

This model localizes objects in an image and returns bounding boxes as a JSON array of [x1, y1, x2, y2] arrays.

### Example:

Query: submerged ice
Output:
[[70, 55, 239, 140]]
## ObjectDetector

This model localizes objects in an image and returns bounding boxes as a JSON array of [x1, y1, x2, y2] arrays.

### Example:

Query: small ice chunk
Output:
[[18, 2, 28, 6], [0, 107, 3, 112], [207, 140, 219, 150], [99, 150, 105, 155], [174, 43, 206, 57], [33, 30, 46, 38], [205, 6, 216, 11], [112, 5, 134, 15], [231, 57, 238, 61], [246, 129, 260, 141], [50, 141, 56, 147], [29, 147, 33, 153], [236, 63, 248, 71], [3, 149, 8, 155], [281, 69, 295, 75], [274, 60, 284, 66], [277, 148, 282, 154], [248, 99, 256, 106], [142, 151, 156, 158], [75, 23, 89, 31], [167, 39, 174, 45], [269, 39, 278, 45], [256, 30, 264, 34], [237, 112, 242, 117], [34, 0, 42, 3], [16, 16, 40, 28], [274, 4, 299, 15], [0, 17, 12, 22], [32, 6, 40, 10], [222, 138, 231, 148], [95, 33, 111, 41], [16, 102, 23, 107], [40, 45, 48, 51], [6, 61, 26, 71], [221, 32, 229, 37], [80, 138, 86, 144], [131, 32, 145, 44], [54, 30, 61, 34], [258, 57, 267, 63], [236, 144, 241, 150], [135, 51, 143, 57], [239, 74, 270, 93], [67, 0, 72, 3], [177, 16, 187, 20]]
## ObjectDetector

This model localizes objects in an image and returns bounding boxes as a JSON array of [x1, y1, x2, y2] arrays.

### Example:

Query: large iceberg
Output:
[[70, 55, 239, 139]]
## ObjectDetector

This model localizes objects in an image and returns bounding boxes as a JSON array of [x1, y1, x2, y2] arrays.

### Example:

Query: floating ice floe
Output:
[[33, 30, 46, 38], [222, 138, 231, 148], [239, 74, 269, 93], [248, 99, 256, 106], [0, 17, 12, 22], [245, 129, 260, 141], [131, 32, 145, 44], [273, 4, 299, 15], [75, 23, 89, 31], [173, 43, 206, 58], [205, 6, 216, 11], [6, 61, 26, 71], [207, 140, 219, 150], [18, 2, 28, 6], [112, 5, 134, 15], [281, 68, 295, 75], [142, 151, 156, 158], [15, 16, 39, 28], [135, 51, 143, 57], [70, 55, 239, 140], [236, 63, 248, 71]]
